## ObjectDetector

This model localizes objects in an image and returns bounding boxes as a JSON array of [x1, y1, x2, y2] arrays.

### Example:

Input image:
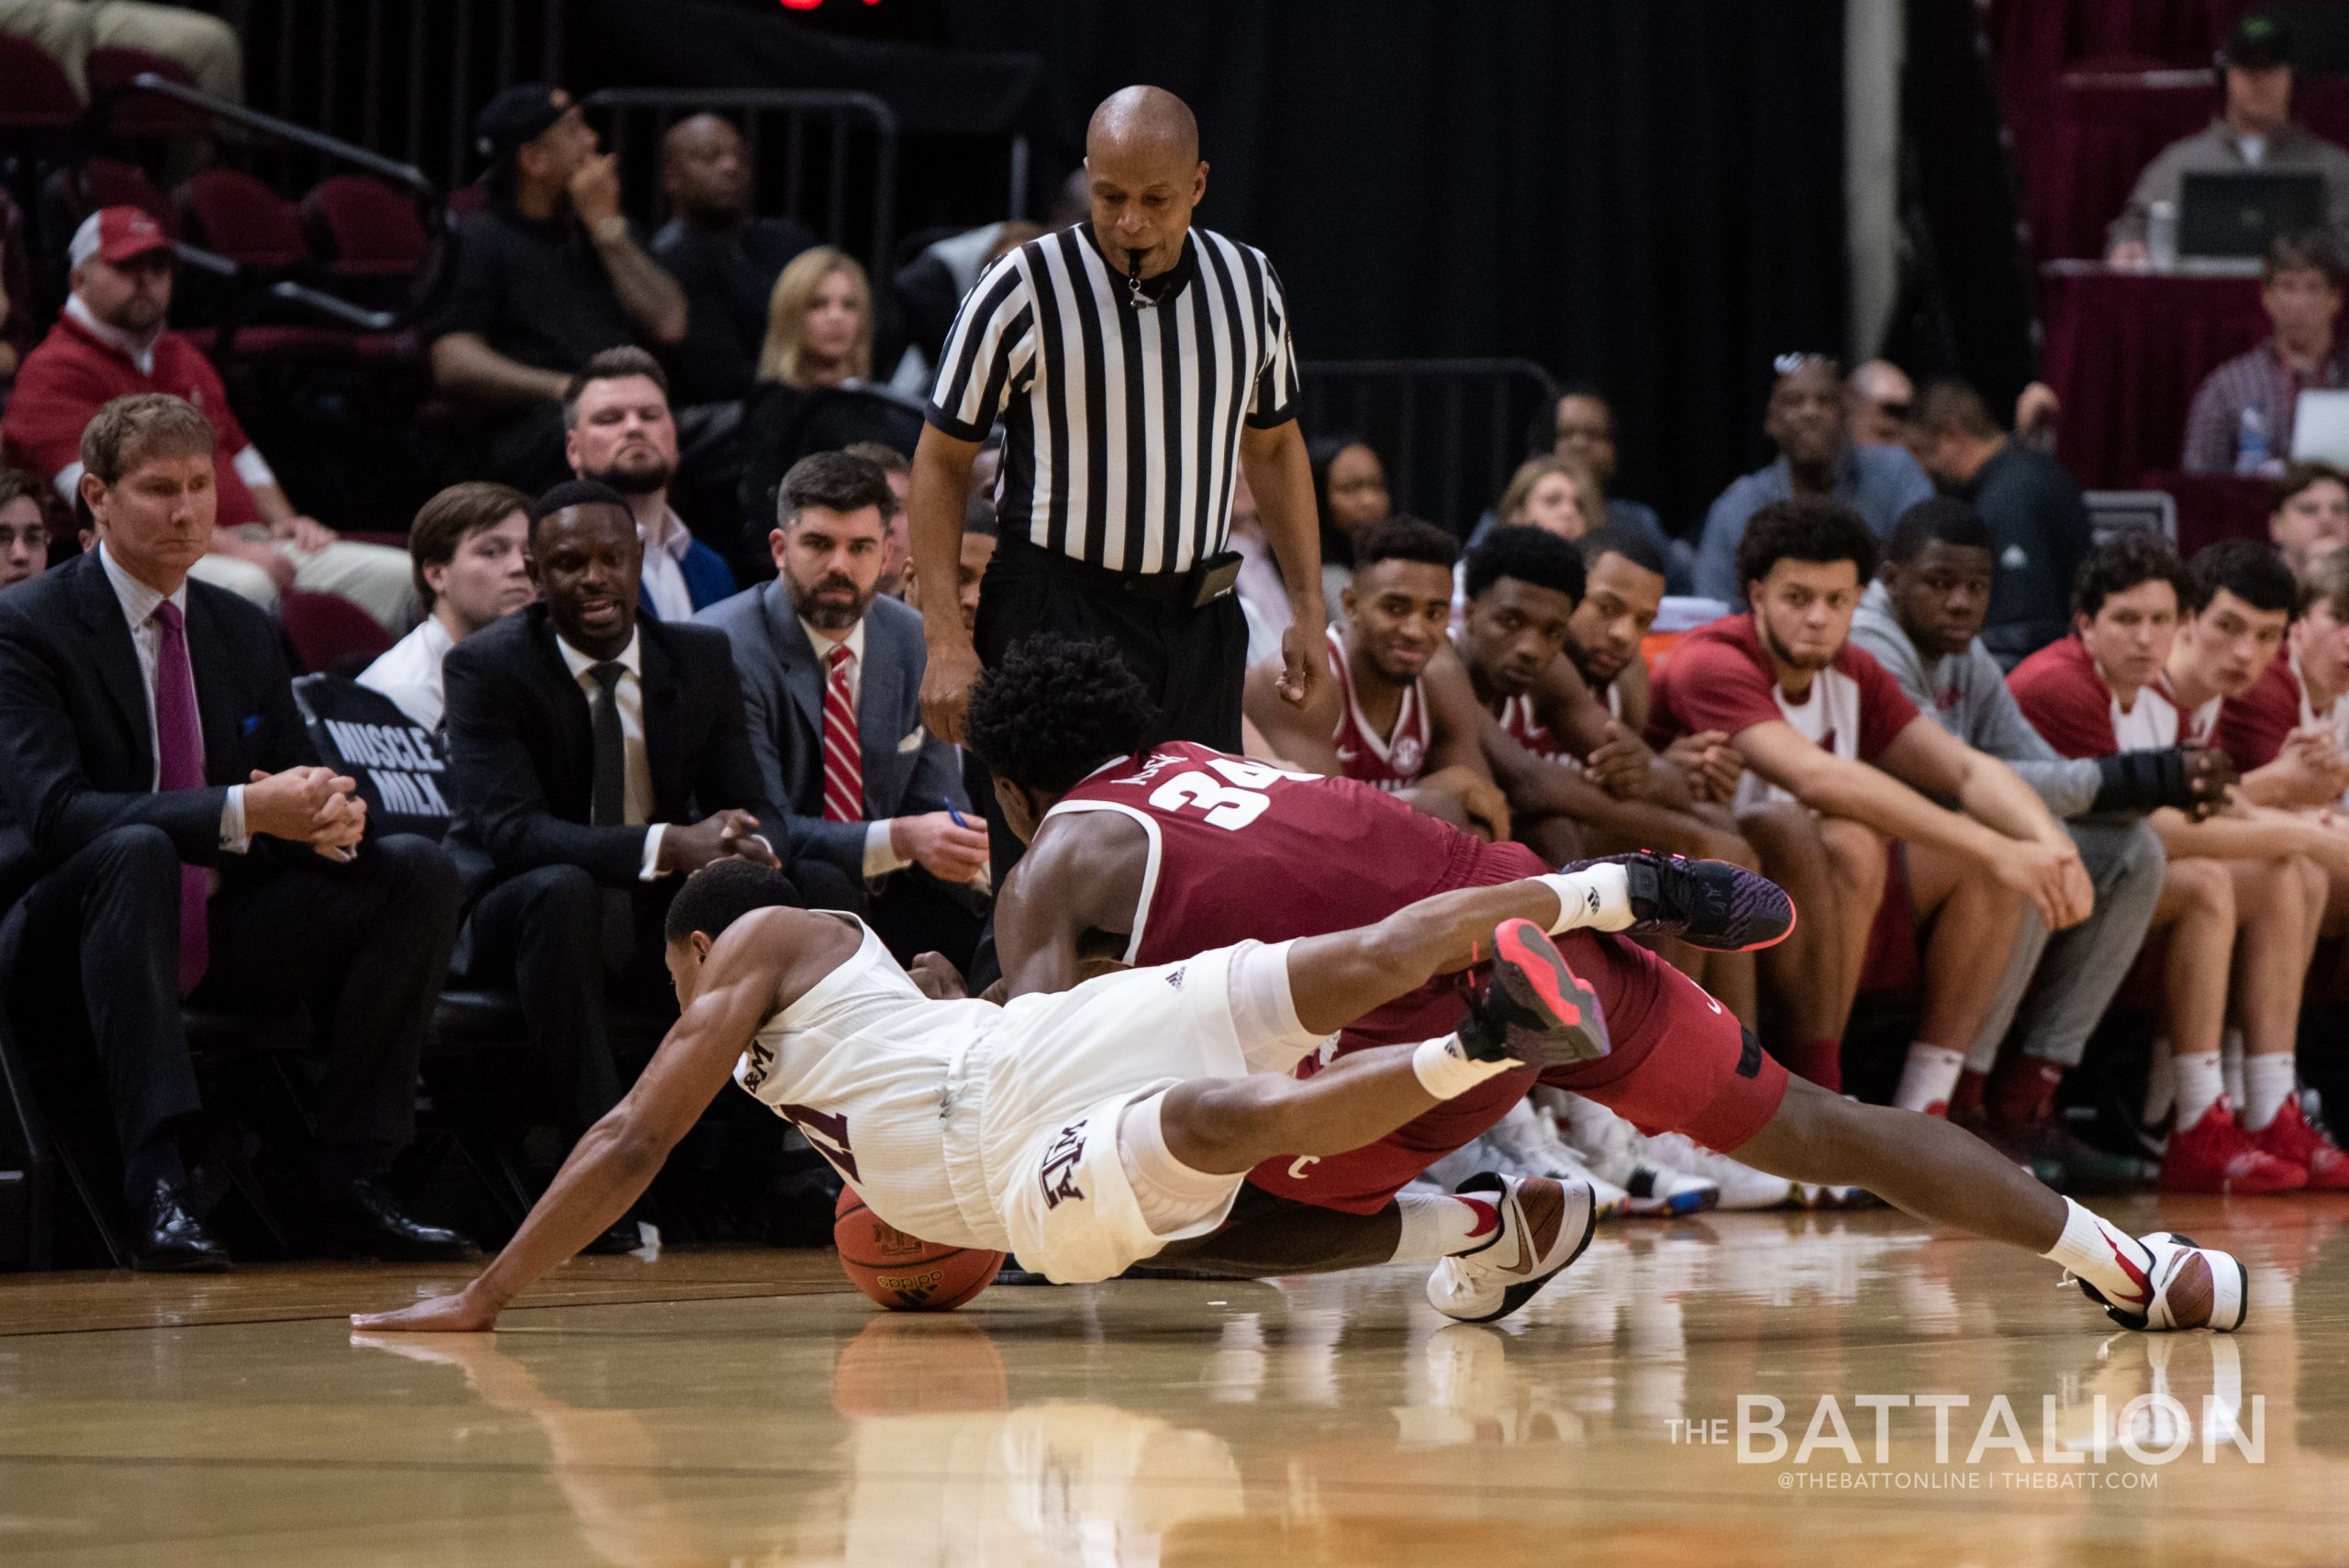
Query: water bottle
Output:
[[2148, 200, 2179, 269], [2237, 404, 2271, 476]]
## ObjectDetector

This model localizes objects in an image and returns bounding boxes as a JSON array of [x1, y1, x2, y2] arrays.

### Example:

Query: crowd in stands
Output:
[[4, 13, 2349, 1276]]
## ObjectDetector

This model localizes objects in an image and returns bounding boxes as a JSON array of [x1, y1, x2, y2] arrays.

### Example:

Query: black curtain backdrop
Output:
[[938, 0, 1851, 533]]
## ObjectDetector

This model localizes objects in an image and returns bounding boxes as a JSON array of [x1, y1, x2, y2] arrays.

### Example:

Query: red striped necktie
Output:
[[821, 642, 863, 823]]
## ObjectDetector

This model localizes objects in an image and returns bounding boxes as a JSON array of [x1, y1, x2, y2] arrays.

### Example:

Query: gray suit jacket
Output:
[[695, 583, 968, 878]]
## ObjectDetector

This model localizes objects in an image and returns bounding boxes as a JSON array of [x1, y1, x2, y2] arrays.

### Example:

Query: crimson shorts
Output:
[[1241, 840, 1788, 1214]]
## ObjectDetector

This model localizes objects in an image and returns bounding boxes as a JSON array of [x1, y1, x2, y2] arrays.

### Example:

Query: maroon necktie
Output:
[[150, 601, 208, 995], [821, 643, 863, 823]]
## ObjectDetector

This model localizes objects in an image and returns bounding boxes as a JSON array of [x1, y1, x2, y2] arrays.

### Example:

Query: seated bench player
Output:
[[359, 856, 1654, 1332], [2219, 548, 2349, 806], [2009, 536, 2342, 1191], [917, 636, 2240, 1334], [1848, 499, 2196, 1190], [1453, 525, 1763, 1025], [1245, 517, 1510, 838], [1648, 497, 2095, 1114]]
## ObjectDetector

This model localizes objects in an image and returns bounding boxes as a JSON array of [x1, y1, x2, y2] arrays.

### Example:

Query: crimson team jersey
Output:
[[1496, 692, 1568, 762], [1052, 741, 1489, 972], [1647, 614, 1919, 811], [1326, 626, 1431, 787], [2009, 637, 2218, 757], [2218, 646, 2349, 777]]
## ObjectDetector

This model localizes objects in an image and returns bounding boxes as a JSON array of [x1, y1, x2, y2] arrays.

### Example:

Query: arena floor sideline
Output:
[[3, 1197, 2345, 1565]]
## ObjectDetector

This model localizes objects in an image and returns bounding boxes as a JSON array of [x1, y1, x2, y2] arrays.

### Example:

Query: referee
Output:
[[909, 85, 1327, 772]]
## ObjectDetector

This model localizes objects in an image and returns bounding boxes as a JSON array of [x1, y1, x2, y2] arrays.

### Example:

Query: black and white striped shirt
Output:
[[926, 224, 1299, 575]]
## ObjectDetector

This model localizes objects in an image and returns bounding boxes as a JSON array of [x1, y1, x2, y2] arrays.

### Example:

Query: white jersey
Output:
[[731, 916, 1311, 1282], [733, 915, 999, 1251]]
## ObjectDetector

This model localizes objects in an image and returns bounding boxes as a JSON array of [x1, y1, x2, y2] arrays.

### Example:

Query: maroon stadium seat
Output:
[[84, 47, 211, 139], [302, 175, 429, 280], [175, 168, 308, 269], [48, 156, 178, 233], [278, 590, 393, 676], [0, 35, 83, 130]]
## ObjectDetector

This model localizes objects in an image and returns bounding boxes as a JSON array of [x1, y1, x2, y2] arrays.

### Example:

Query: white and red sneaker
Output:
[[2159, 1100, 2308, 1195], [2070, 1230, 2249, 1333], [2246, 1097, 2349, 1191], [1426, 1173, 1598, 1324]]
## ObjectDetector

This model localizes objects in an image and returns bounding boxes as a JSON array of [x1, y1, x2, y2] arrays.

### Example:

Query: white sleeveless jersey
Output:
[[732, 915, 1000, 1249]]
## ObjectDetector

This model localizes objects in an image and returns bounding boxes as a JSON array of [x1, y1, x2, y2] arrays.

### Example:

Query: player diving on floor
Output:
[[356, 853, 1673, 1332]]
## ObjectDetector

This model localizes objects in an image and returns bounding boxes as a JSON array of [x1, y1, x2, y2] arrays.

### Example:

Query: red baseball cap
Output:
[[68, 206, 173, 269]]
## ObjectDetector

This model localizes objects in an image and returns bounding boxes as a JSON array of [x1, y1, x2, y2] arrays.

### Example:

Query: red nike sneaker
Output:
[[1459, 918, 1611, 1070], [2247, 1096, 2349, 1191], [2158, 1100, 2309, 1195]]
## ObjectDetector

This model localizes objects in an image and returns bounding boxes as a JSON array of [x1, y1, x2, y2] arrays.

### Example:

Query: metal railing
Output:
[[103, 73, 444, 339], [584, 88, 897, 275], [239, 0, 567, 194], [1297, 358, 1562, 536]]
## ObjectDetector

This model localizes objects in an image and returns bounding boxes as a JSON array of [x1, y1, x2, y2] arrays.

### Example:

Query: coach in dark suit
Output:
[[441, 481, 814, 1217], [697, 451, 986, 967], [0, 395, 469, 1270]]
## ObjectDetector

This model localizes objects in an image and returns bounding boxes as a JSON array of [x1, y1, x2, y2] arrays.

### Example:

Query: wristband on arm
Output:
[[2090, 748, 2198, 814]]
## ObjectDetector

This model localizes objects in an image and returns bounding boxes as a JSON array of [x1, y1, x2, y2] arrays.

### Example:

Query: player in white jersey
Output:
[[355, 857, 1663, 1333]]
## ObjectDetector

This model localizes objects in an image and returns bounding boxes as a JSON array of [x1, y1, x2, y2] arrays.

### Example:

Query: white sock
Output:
[[2174, 1051, 2225, 1129], [2221, 1027, 2247, 1109], [2241, 1053, 2299, 1132], [1388, 1191, 1502, 1263], [2043, 1197, 2155, 1306], [1893, 1043, 1967, 1117], [2142, 1039, 2176, 1127], [1535, 864, 1631, 935], [1412, 1034, 1520, 1098]]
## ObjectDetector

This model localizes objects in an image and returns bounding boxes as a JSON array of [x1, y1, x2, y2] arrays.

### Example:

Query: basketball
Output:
[[833, 1186, 1003, 1311]]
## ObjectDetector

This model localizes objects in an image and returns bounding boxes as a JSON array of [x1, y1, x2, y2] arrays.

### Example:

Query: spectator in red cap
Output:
[[0, 207, 417, 632]]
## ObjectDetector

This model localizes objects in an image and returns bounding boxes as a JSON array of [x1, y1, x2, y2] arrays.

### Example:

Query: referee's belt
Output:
[[1000, 534, 1244, 609]]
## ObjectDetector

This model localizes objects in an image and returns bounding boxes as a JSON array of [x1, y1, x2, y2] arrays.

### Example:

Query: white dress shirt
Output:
[[639, 506, 697, 623], [800, 615, 912, 878], [97, 543, 248, 853], [357, 613, 455, 729], [553, 628, 667, 878]]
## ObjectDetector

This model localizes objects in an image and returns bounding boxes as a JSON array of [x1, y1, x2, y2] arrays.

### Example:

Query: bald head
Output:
[[1847, 359, 1914, 447], [1088, 85, 1198, 163], [1083, 86, 1207, 281], [662, 113, 748, 227]]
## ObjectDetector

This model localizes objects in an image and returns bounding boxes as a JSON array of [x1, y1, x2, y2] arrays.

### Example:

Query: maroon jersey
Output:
[[1496, 692, 1569, 762], [1326, 625, 1431, 786], [1052, 740, 1483, 970]]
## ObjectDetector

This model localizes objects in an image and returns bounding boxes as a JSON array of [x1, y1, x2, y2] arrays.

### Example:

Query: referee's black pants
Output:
[[963, 535, 1248, 979]]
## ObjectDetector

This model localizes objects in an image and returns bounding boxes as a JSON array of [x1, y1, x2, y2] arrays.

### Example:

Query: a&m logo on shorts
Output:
[[1392, 736, 1424, 774], [1038, 1122, 1087, 1208]]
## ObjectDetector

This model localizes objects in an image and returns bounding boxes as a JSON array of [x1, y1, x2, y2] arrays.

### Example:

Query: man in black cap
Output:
[[2109, 16, 2349, 261], [427, 84, 689, 492]]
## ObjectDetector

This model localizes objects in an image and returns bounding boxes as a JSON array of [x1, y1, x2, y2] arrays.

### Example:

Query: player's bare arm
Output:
[[994, 810, 1149, 997], [1528, 654, 1681, 804], [1737, 717, 2089, 930], [1243, 654, 1347, 773], [351, 909, 862, 1333], [1416, 651, 1511, 839]]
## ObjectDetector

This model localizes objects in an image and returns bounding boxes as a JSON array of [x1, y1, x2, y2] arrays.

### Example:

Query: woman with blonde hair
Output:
[[741, 246, 920, 567], [756, 245, 874, 386], [1496, 453, 1602, 540]]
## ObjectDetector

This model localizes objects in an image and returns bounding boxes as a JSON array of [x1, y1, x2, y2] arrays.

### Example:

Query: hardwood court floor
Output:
[[4, 1194, 2347, 1566]]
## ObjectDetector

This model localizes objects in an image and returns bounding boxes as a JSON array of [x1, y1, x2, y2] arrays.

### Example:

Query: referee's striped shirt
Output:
[[926, 224, 1299, 575]]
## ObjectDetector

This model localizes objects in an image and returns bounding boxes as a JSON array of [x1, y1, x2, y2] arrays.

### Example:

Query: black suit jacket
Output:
[[440, 604, 785, 898], [0, 551, 316, 909]]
